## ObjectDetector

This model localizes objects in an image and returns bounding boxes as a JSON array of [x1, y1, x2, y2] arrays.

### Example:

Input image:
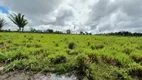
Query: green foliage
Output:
[[46, 29, 54, 33], [91, 44, 104, 50], [49, 54, 67, 64], [9, 13, 28, 31], [0, 32, 142, 79], [0, 52, 8, 62], [68, 42, 76, 49], [0, 18, 6, 31], [74, 53, 90, 80], [66, 29, 71, 34]]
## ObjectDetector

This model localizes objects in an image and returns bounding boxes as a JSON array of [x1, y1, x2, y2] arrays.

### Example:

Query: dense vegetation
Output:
[[0, 32, 142, 80], [106, 31, 142, 36]]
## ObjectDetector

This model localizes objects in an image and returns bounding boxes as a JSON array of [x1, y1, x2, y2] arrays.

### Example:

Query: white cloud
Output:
[[0, 0, 142, 33]]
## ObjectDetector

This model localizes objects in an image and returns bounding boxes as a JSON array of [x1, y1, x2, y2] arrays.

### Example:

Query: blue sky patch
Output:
[[0, 6, 9, 14]]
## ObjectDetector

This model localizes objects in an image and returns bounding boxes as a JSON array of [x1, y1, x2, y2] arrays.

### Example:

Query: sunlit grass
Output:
[[0, 32, 142, 80]]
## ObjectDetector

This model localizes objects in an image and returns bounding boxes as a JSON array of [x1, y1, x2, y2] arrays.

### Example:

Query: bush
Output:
[[0, 42, 5, 48], [122, 48, 133, 54], [35, 44, 42, 48], [87, 42, 90, 46], [88, 53, 100, 63], [129, 68, 142, 79], [0, 52, 8, 62], [91, 44, 104, 50], [55, 64, 67, 74], [128, 63, 142, 79], [68, 42, 76, 49], [68, 50, 79, 55], [55, 43, 59, 47], [4, 59, 29, 72], [74, 54, 91, 80], [6, 52, 29, 63], [49, 55, 67, 64]]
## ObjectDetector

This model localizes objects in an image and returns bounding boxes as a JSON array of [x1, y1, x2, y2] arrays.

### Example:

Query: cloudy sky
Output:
[[0, 0, 142, 33]]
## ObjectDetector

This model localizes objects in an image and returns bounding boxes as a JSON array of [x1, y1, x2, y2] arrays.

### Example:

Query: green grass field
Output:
[[0, 32, 142, 80]]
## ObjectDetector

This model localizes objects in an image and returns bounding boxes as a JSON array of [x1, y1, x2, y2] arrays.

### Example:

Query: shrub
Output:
[[68, 42, 76, 49], [0, 52, 8, 62], [87, 42, 90, 46], [66, 49, 71, 54], [54, 64, 67, 74], [35, 44, 42, 48], [26, 44, 32, 48], [88, 53, 100, 63], [52, 41, 55, 43], [91, 44, 104, 50], [129, 68, 142, 79], [55, 43, 59, 47], [50, 55, 67, 64], [74, 54, 91, 80], [24, 35, 26, 37], [4, 59, 29, 72], [6, 52, 29, 63], [95, 44, 104, 50], [91, 45, 95, 50], [41, 36, 43, 38], [7, 40, 12, 43], [0, 42, 5, 48], [68, 50, 79, 55], [122, 48, 133, 54], [130, 53, 142, 63], [128, 63, 142, 79], [64, 38, 67, 41]]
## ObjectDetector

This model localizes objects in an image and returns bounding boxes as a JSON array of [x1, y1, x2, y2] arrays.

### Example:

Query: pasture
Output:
[[0, 32, 142, 80]]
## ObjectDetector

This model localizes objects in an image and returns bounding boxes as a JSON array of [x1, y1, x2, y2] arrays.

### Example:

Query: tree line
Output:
[[103, 31, 142, 36], [0, 13, 93, 35], [0, 13, 142, 36]]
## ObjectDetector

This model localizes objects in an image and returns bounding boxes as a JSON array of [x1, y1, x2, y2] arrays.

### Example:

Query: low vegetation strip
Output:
[[0, 32, 142, 80]]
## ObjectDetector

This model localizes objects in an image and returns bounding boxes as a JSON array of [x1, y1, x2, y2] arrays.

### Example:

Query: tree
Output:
[[80, 31, 84, 35], [66, 29, 71, 34], [54, 30, 64, 34], [30, 28, 36, 32], [9, 13, 28, 32], [46, 29, 54, 33], [0, 18, 6, 31], [85, 32, 89, 35], [89, 33, 92, 35]]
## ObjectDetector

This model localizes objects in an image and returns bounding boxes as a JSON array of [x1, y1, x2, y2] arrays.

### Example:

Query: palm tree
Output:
[[0, 18, 6, 31], [9, 13, 28, 32]]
